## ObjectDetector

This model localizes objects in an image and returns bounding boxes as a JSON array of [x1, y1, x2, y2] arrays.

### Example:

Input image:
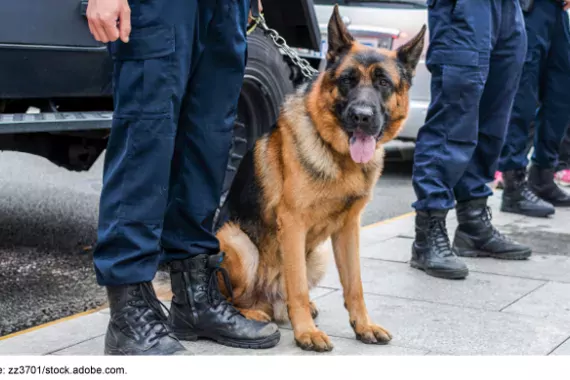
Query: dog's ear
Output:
[[326, 4, 354, 64], [396, 24, 426, 78]]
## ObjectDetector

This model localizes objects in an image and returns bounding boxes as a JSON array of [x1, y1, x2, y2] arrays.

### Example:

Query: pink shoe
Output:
[[555, 169, 570, 187], [494, 171, 504, 189]]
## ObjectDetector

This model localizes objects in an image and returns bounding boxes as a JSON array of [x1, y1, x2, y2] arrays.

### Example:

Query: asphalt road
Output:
[[0, 146, 416, 337]]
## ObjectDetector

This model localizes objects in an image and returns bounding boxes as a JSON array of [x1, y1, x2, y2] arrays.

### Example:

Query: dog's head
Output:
[[309, 5, 426, 164]]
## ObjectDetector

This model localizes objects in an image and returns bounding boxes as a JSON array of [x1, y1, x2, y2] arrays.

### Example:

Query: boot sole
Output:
[[454, 248, 531, 260], [104, 344, 187, 356], [173, 329, 281, 350], [500, 204, 554, 218], [409, 260, 468, 280]]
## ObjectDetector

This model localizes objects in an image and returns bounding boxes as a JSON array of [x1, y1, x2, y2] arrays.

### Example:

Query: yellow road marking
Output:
[[0, 307, 105, 341], [362, 211, 415, 230]]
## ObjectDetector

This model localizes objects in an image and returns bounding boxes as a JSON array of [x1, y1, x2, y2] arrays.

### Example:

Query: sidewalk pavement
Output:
[[2, 193, 570, 356]]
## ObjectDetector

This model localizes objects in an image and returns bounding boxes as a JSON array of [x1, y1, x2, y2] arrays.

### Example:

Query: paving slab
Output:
[[319, 258, 545, 311], [550, 338, 570, 355], [361, 236, 413, 263], [52, 327, 426, 356], [0, 311, 109, 355], [465, 254, 570, 283], [309, 286, 339, 299], [360, 213, 415, 245], [51, 335, 105, 356], [185, 329, 426, 356], [498, 218, 570, 256], [502, 282, 570, 321], [310, 291, 570, 355], [516, 212, 570, 235]]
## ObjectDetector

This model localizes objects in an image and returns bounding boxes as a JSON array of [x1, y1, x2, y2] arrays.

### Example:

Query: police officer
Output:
[[499, 0, 570, 218], [411, 0, 532, 280], [86, 0, 280, 355]]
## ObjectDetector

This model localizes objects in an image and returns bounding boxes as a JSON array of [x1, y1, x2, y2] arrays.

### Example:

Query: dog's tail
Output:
[[216, 222, 260, 300]]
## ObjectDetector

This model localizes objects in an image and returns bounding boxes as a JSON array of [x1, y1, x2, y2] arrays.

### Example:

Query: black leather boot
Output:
[[104, 282, 186, 355], [453, 198, 531, 260], [501, 168, 555, 218], [410, 210, 469, 279], [528, 164, 570, 206], [168, 252, 280, 349]]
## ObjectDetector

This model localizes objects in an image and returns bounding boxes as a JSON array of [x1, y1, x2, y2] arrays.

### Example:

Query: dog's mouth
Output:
[[348, 128, 382, 164]]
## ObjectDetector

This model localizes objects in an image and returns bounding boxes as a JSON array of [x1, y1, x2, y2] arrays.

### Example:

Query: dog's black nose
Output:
[[348, 105, 374, 128]]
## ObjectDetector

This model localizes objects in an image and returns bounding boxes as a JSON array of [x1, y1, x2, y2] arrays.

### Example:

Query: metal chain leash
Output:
[[249, 14, 320, 80]]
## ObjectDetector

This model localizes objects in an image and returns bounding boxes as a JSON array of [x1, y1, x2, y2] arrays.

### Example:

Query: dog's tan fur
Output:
[[215, 5, 426, 352]]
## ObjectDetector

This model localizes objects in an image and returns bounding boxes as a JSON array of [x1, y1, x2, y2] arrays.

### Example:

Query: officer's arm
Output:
[[86, 0, 131, 44]]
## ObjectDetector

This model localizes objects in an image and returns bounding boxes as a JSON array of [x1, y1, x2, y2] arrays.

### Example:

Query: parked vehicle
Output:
[[0, 0, 322, 171], [309, 0, 430, 141]]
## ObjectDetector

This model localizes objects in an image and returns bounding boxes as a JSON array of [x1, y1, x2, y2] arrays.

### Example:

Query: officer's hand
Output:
[[86, 0, 131, 44], [248, 0, 263, 24], [564, 1, 570, 11]]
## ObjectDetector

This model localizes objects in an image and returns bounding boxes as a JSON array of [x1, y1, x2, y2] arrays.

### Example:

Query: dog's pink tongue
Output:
[[349, 130, 375, 163]]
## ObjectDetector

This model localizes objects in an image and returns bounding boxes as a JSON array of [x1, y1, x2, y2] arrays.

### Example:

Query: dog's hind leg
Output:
[[236, 303, 274, 322], [306, 241, 332, 320], [216, 222, 259, 306], [271, 242, 331, 324]]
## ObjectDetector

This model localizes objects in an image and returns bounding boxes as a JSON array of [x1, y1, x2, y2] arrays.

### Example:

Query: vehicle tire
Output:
[[213, 28, 297, 230], [237, 27, 296, 151]]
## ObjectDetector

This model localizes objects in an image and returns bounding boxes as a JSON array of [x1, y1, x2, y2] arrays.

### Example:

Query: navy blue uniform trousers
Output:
[[93, 0, 250, 286], [499, 0, 570, 172], [558, 123, 570, 171], [412, 0, 527, 211]]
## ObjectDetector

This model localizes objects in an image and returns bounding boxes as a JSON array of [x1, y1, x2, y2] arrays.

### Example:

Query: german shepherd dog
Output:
[[215, 5, 426, 352]]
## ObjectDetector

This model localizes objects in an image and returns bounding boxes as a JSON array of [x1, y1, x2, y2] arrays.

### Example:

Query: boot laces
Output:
[[520, 182, 541, 203], [481, 206, 512, 242], [205, 266, 242, 319], [428, 218, 454, 258], [509, 171, 539, 202], [127, 283, 172, 342]]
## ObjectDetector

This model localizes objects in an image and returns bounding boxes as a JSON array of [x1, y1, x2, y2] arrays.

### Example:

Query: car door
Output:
[[0, 0, 112, 99], [0, 0, 101, 48]]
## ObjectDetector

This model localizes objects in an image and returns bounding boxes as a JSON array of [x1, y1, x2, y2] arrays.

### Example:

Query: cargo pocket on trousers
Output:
[[110, 24, 176, 117], [428, 49, 484, 144], [109, 24, 178, 223]]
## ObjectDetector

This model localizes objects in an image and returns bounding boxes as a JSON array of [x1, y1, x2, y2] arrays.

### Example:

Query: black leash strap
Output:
[[250, 0, 260, 20]]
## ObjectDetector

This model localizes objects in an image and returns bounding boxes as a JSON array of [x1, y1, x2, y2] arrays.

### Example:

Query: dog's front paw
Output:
[[351, 321, 392, 345], [295, 330, 334, 352]]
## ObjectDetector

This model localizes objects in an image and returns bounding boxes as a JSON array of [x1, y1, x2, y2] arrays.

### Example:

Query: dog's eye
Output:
[[373, 69, 391, 88], [341, 76, 354, 86]]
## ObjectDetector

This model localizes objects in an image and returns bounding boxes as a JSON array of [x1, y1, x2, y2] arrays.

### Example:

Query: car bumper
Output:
[[397, 100, 428, 141]]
